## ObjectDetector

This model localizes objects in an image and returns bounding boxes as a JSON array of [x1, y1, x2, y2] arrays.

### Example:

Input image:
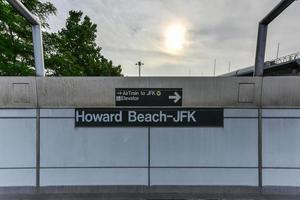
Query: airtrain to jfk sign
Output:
[[75, 108, 223, 127], [115, 88, 182, 107]]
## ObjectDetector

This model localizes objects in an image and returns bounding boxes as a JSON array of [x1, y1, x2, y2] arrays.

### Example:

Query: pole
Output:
[[213, 59, 216, 76], [32, 25, 45, 76], [136, 61, 144, 77], [254, 24, 268, 76], [228, 61, 231, 72], [254, 0, 296, 76], [139, 65, 141, 77], [276, 43, 280, 59], [7, 0, 45, 76]]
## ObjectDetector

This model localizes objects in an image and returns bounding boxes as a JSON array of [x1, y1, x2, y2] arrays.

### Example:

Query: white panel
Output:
[[0, 169, 35, 186], [0, 119, 36, 167], [40, 109, 74, 118], [151, 119, 257, 167], [224, 109, 258, 118], [263, 169, 300, 186], [41, 119, 148, 167], [263, 118, 300, 167], [151, 168, 258, 186], [262, 109, 300, 117], [0, 109, 36, 117], [41, 168, 147, 186]]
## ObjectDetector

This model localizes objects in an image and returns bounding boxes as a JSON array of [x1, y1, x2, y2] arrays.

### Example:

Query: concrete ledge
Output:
[[36, 77, 262, 108], [1, 186, 300, 200], [0, 77, 37, 108], [0, 76, 300, 107], [262, 77, 300, 107]]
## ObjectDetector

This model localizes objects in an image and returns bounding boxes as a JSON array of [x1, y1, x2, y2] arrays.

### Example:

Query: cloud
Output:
[[44, 0, 300, 76]]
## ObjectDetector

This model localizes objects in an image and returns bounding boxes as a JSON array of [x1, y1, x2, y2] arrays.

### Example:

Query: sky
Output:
[[44, 0, 300, 77]]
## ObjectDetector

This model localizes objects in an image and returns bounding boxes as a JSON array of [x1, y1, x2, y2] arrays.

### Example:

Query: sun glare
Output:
[[164, 23, 186, 54]]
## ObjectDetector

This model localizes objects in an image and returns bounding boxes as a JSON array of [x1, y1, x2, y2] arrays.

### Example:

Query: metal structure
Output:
[[254, 0, 296, 76], [271, 52, 300, 65], [221, 52, 300, 77], [6, 0, 45, 77], [135, 61, 144, 77]]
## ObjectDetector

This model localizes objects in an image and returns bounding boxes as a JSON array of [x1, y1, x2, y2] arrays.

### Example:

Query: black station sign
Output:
[[75, 108, 223, 127], [115, 88, 182, 107]]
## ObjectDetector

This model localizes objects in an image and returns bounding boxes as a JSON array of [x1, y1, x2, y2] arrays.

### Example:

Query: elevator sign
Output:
[[75, 108, 223, 127], [115, 88, 182, 107]]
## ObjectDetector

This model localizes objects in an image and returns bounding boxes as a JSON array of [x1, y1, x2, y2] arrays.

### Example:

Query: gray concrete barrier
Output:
[[1, 76, 300, 108], [1, 76, 300, 200]]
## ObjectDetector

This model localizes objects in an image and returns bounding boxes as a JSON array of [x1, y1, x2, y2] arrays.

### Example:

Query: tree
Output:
[[44, 11, 122, 76], [0, 1, 122, 76], [0, 0, 56, 75]]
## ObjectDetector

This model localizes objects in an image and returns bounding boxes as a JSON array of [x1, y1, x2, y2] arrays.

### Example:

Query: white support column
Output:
[[32, 25, 45, 77], [6, 0, 45, 77]]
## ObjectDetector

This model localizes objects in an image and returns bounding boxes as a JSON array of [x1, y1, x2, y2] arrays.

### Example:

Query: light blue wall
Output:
[[1, 108, 300, 187], [151, 168, 258, 186], [39, 109, 258, 186], [0, 109, 36, 186], [41, 168, 148, 186], [40, 119, 148, 167], [263, 109, 300, 186]]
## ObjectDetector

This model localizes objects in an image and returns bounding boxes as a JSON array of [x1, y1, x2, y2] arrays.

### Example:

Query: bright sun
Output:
[[164, 23, 186, 54]]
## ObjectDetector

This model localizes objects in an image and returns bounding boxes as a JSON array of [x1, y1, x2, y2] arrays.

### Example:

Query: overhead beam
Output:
[[6, 0, 45, 77], [254, 0, 296, 76], [260, 0, 296, 25]]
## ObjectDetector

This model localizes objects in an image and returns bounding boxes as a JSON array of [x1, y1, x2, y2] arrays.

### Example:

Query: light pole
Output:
[[276, 43, 280, 59], [135, 61, 144, 77], [213, 59, 217, 76]]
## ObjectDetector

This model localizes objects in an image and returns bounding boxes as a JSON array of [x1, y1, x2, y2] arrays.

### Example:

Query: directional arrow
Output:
[[168, 92, 181, 103]]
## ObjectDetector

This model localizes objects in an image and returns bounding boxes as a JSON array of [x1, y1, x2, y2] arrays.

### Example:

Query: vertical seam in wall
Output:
[[148, 127, 151, 187], [35, 77, 40, 190], [258, 77, 264, 189], [36, 108, 40, 189], [258, 108, 262, 188]]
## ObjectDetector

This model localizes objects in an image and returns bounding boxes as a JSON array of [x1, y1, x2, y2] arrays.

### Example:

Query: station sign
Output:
[[115, 88, 182, 107], [75, 108, 223, 127]]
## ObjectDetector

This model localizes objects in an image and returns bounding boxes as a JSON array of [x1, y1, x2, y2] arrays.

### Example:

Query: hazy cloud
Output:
[[44, 0, 300, 76]]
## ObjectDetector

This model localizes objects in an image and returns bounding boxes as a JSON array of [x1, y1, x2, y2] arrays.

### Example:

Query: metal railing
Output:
[[254, 0, 296, 76], [6, 0, 45, 76], [270, 52, 300, 65]]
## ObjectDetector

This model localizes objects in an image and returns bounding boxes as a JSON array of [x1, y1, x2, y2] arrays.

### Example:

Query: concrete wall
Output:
[[0, 77, 300, 188], [1, 76, 300, 108], [0, 77, 263, 108]]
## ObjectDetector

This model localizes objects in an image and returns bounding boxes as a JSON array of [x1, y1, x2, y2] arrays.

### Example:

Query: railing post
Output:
[[6, 0, 45, 77], [254, 0, 296, 76]]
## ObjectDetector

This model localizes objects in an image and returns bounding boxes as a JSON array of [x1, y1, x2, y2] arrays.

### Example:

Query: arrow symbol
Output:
[[169, 92, 181, 103]]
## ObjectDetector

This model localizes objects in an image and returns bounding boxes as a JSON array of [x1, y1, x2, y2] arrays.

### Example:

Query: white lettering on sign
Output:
[[173, 111, 196, 122], [128, 111, 168, 123], [75, 108, 224, 127], [77, 110, 197, 124], [76, 110, 122, 123]]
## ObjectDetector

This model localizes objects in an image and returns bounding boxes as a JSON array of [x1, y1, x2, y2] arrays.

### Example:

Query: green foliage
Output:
[[45, 11, 122, 76], [0, 0, 122, 76], [0, 0, 56, 76]]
